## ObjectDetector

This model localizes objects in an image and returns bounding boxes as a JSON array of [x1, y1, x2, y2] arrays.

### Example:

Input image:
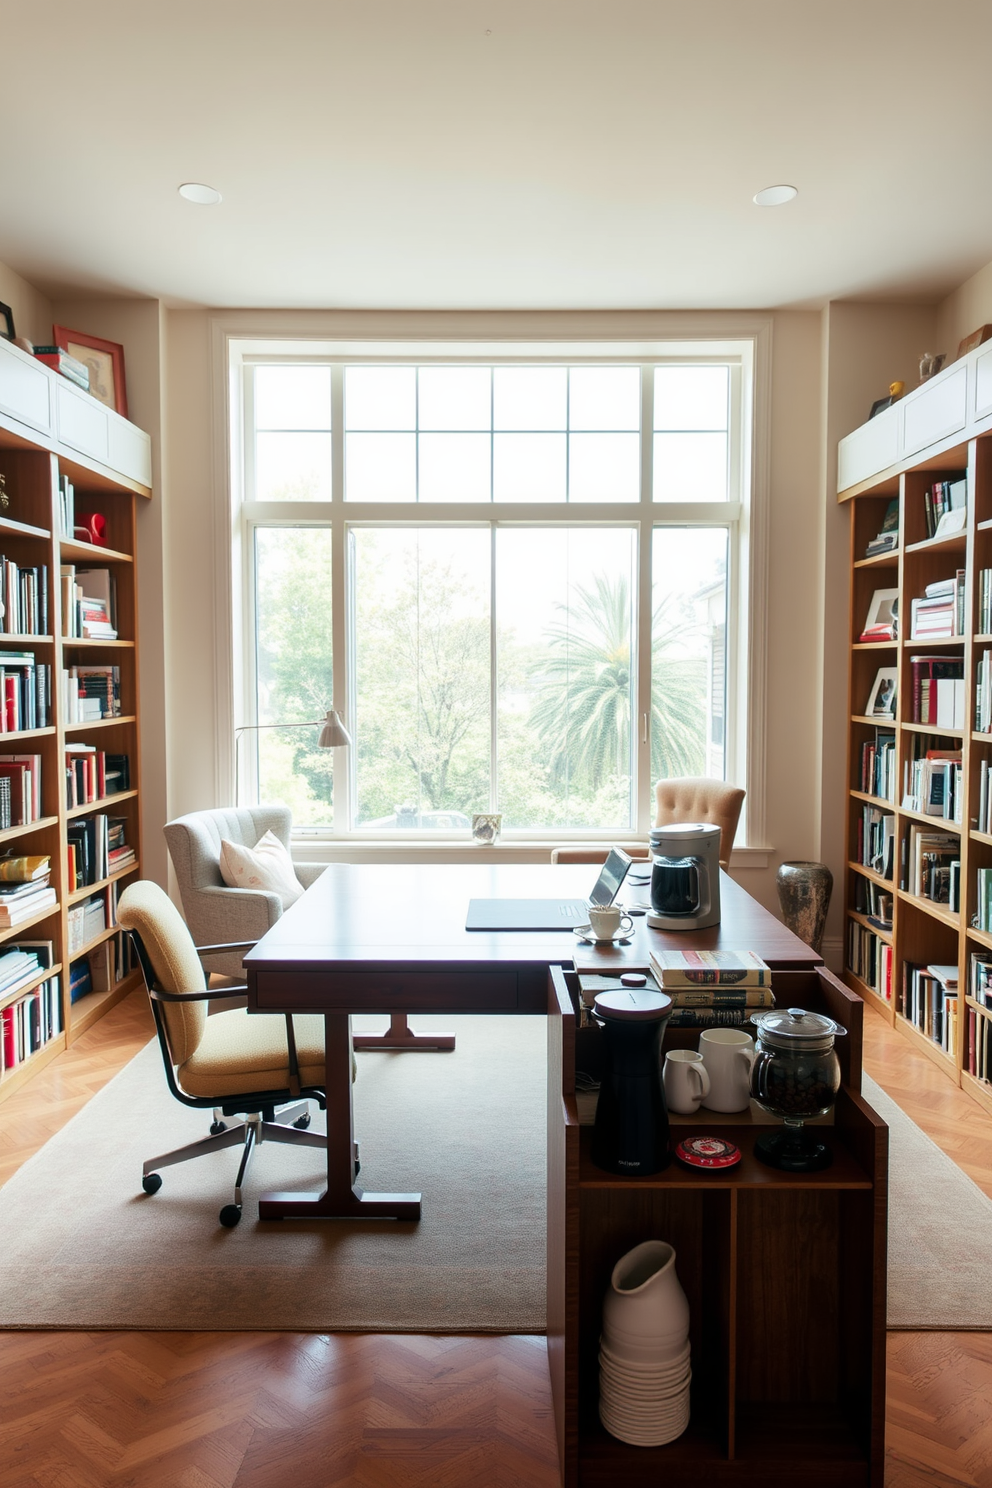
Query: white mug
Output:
[[663, 1049, 711, 1114], [698, 1028, 755, 1113], [588, 905, 634, 942]]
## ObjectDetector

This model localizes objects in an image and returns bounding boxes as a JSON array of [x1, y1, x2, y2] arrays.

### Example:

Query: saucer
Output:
[[573, 927, 635, 946]]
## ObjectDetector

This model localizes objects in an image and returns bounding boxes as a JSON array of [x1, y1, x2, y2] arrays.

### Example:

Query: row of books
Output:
[[904, 824, 960, 909], [923, 476, 967, 539], [1, 977, 63, 1075], [66, 812, 135, 890], [0, 652, 51, 734], [58, 473, 75, 538], [967, 1008, 992, 1082], [0, 753, 42, 827], [68, 931, 133, 1003], [61, 664, 121, 723], [65, 745, 129, 808], [977, 650, 992, 733], [899, 962, 958, 1053], [973, 868, 992, 933], [976, 760, 992, 835], [864, 497, 899, 556], [859, 729, 896, 802], [67, 894, 107, 956], [846, 923, 893, 1001], [978, 569, 992, 636], [0, 560, 48, 637], [902, 749, 963, 823], [60, 565, 117, 640], [857, 805, 894, 880], [852, 875, 893, 929], [909, 572, 966, 639], [909, 654, 965, 727]]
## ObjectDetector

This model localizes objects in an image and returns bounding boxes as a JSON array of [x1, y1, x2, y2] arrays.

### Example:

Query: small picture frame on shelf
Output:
[[869, 395, 893, 419], [957, 325, 992, 360], [866, 667, 898, 719], [52, 325, 128, 419], [0, 303, 14, 342], [860, 587, 899, 641]]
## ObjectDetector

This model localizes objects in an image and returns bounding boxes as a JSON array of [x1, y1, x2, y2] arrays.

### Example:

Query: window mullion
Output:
[[331, 366, 350, 833]]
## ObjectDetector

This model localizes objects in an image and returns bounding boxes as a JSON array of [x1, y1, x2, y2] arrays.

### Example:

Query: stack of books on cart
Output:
[[648, 949, 775, 1027]]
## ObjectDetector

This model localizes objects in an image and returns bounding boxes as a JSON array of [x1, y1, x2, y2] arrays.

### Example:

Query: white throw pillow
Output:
[[218, 829, 303, 908]]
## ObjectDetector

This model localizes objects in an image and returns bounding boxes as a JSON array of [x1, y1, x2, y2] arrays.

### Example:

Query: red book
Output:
[[1, 1005, 16, 1070]]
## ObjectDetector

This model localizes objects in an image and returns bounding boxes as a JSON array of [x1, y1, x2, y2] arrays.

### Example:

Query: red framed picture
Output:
[[52, 325, 128, 419]]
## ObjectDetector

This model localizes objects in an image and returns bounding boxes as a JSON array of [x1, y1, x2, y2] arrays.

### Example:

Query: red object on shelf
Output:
[[76, 513, 107, 546]]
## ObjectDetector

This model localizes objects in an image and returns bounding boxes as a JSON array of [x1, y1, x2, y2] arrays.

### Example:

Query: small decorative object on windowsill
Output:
[[471, 812, 502, 844], [919, 351, 946, 382], [776, 861, 833, 955]]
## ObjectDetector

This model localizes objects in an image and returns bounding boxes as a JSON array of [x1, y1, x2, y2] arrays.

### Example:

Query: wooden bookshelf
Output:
[[0, 338, 151, 1100], [840, 412, 992, 1110]]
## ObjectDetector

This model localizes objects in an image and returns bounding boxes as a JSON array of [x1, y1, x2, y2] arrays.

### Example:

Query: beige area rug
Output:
[[0, 1032, 986, 1332], [0, 1015, 547, 1332], [864, 1073, 992, 1329]]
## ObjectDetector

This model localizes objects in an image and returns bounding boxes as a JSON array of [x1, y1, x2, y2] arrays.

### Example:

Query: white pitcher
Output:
[[601, 1240, 690, 1364]]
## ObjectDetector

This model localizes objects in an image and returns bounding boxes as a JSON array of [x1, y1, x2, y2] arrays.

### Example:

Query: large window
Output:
[[237, 348, 746, 840]]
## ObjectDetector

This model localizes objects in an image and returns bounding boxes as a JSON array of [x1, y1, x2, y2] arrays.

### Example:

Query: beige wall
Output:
[[0, 262, 51, 348], [938, 257, 992, 356]]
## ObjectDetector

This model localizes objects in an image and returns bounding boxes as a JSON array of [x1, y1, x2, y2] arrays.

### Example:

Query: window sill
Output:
[[291, 839, 773, 871]]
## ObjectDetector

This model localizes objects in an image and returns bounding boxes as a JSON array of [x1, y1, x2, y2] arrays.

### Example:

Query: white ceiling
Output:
[[4, 0, 992, 312]]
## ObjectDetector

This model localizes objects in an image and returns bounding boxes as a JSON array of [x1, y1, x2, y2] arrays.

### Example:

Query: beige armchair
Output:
[[164, 805, 454, 1051], [118, 879, 335, 1228], [654, 777, 745, 868]]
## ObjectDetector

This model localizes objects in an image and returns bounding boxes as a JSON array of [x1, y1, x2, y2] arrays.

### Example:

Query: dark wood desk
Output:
[[244, 864, 821, 1222]]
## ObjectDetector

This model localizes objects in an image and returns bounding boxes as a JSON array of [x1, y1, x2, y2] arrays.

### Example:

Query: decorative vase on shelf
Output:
[[776, 861, 833, 954]]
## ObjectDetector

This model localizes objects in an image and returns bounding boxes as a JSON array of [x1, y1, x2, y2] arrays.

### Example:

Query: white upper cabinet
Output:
[[0, 336, 151, 488]]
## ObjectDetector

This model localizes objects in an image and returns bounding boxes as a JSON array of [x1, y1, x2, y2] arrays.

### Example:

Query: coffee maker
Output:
[[647, 822, 721, 931]]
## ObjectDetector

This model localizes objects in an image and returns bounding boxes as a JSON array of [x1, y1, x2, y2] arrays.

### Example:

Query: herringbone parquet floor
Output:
[[0, 992, 990, 1485]]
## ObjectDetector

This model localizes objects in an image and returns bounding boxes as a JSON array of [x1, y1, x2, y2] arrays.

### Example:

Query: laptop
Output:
[[465, 847, 633, 931]]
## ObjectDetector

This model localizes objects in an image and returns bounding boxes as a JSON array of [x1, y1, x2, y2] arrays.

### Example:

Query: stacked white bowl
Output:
[[599, 1239, 691, 1447]]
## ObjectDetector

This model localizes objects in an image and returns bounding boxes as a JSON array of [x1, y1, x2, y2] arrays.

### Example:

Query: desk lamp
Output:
[[235, 709, 351, 802]]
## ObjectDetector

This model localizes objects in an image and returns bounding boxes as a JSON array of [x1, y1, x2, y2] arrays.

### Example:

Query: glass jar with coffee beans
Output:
[[748, 1007, 846, 1172]]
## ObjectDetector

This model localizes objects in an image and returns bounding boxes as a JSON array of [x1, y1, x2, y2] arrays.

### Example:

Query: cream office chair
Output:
[[118, 879, 341, 1228], [654, 777, 745, 868], [164, 806, 454, 1050], [551, 779, 744, 870]]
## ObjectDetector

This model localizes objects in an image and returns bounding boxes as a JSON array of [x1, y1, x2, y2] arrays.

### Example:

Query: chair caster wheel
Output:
[[210, 1121, 227, 1135], [142, 1173, 163, 1195], [219, 1204, 242, 1227], [293, 1112, 311, 1129]]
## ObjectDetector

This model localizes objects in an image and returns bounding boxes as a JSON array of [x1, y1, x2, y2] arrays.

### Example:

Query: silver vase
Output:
[[776, 861, 833, 954]]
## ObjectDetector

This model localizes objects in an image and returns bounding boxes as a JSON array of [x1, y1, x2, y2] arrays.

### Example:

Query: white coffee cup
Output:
[[698, 1028, 755, 1113], [663, 1049, 711, 1114], [587, 905, 634, 942]]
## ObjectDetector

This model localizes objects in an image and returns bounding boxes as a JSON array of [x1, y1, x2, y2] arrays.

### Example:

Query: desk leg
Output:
[[258, 1012, 422, 1222]]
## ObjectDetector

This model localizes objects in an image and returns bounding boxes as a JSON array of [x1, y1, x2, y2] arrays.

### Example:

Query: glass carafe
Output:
[[749, 1007, 845, 1171]]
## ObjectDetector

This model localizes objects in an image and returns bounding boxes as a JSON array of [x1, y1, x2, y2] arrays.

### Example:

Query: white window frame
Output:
[[221, 333, 771, 859]]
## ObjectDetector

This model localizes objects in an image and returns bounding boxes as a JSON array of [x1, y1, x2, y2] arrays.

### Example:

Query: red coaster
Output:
[[675, 1136, 742, 1170]]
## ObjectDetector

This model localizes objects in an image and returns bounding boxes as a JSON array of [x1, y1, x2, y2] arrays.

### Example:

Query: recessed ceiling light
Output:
[[178, 182, 222, 205], [753, 184, 798, 207]]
